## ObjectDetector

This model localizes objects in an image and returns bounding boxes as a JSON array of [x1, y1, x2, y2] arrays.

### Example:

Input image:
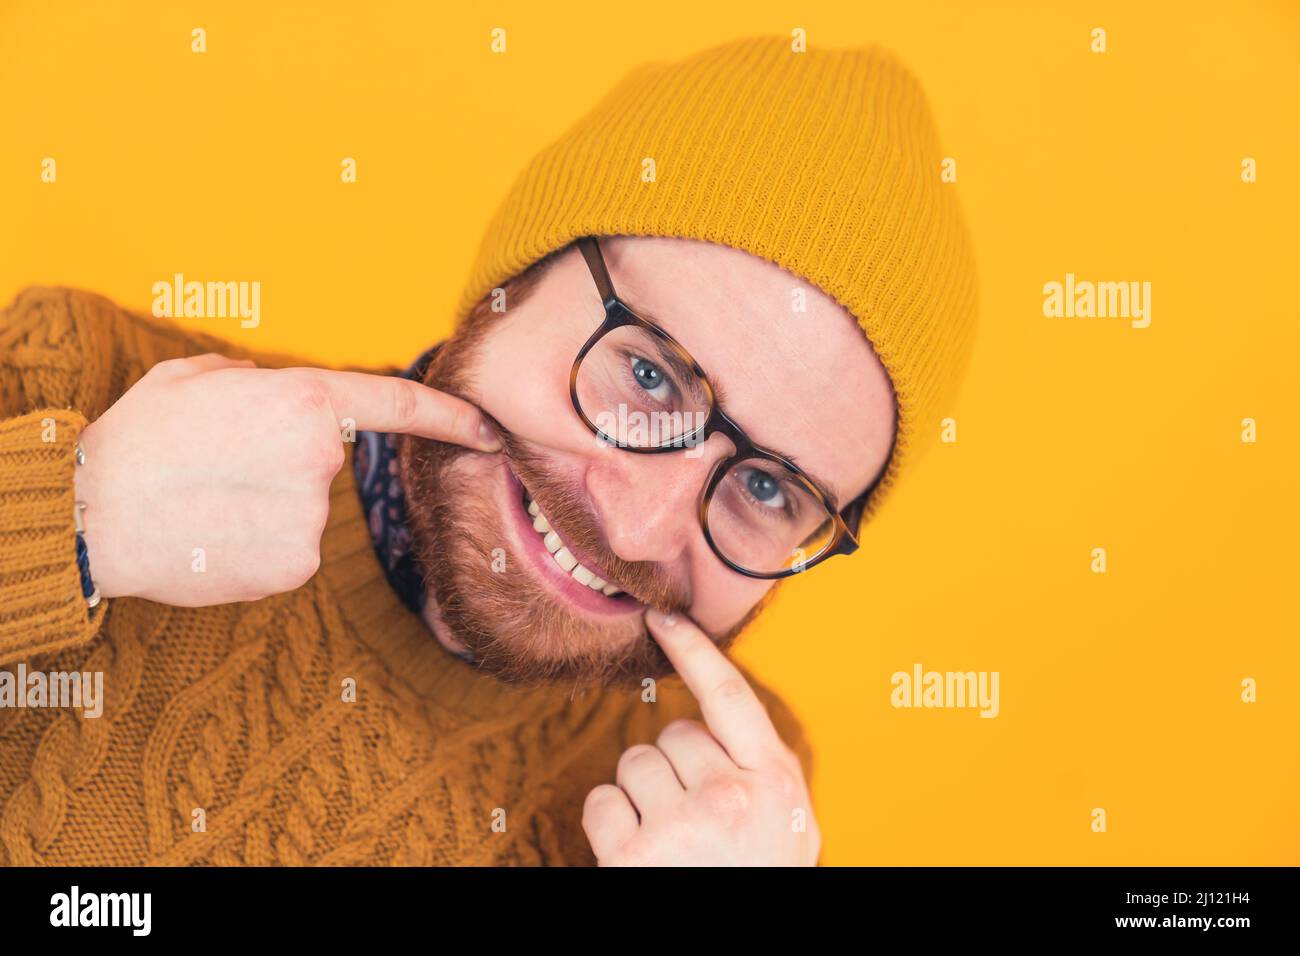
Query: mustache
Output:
[[481, 410, 691, 615]]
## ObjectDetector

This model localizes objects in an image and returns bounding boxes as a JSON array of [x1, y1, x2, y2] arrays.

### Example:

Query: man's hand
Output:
[[582, 608, 821, 865], [75, 353, 500, 607]]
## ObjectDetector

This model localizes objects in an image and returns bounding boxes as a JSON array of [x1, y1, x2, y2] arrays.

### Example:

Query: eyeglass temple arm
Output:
[[840, 455, 891, 544], [576, 236, 619, 310], [840, 418, 899, 544], [842, 494, 868, 543]]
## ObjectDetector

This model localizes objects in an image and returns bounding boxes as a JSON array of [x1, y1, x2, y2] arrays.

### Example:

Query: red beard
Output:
[[395, 316, 767, 688]]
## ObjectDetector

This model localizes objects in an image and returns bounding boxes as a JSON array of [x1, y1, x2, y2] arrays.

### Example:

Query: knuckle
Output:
[[582, 784, 622, 820], [279, 548, 321, 590], [761, 764, 801, 802], [449, 402, 477, 442], [328, 441, 346, 474], [146, 356, 192, 378], [288, 375, 331, 416], [309, 438, 346, 478], [657, 718, 702, 747], [712, 677, 753, 708], [389, 381, 420, 431], [616, 744, 660, 775], [776, 740, 802, 770], [696, 776, 753, 824], [303, 494, 332, 534]]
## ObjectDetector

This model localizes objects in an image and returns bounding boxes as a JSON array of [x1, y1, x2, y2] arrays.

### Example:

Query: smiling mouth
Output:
[[519, 486, 628, 598]]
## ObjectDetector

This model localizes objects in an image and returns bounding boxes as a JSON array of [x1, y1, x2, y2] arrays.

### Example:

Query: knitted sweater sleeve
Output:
[[0, 286, 265, 664]]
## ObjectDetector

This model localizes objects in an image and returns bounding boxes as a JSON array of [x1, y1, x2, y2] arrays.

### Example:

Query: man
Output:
[[0, 36, 975, 865]]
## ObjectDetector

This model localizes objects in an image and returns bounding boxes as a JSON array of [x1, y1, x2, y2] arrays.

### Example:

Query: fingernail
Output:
[[648, 608, 677, 628], [478, 421, 503, 451]]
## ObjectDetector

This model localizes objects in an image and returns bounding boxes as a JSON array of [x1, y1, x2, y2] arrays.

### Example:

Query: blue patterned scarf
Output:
[[352, 346, 440, 616]]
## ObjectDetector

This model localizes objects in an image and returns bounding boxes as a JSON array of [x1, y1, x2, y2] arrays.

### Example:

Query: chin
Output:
[[401, 446, 671, 687]]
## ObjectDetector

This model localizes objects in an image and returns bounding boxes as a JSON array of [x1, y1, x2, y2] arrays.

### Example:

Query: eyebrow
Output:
[[646, 336, 710, 407], [622, 292, 844, 508]]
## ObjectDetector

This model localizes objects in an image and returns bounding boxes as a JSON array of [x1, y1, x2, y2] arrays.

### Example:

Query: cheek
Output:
[[470, 319, 581, 448], [688, 563, 773, 636]]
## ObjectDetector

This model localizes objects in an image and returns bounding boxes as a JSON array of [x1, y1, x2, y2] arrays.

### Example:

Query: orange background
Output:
[[2, 0, 1296, 864]]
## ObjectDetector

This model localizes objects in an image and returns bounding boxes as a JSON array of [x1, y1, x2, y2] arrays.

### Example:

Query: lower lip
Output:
[[496, 461, 642, 618]]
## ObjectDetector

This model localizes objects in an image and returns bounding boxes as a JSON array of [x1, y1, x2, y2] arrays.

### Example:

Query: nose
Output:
[[584, 433, 733, 566]]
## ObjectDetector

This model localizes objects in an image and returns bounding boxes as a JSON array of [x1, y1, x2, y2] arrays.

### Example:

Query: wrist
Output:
[[73, 422, 132, 600]]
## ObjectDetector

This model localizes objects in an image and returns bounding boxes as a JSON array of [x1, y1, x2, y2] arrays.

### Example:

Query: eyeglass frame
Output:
[[567, 234, 878, 580]]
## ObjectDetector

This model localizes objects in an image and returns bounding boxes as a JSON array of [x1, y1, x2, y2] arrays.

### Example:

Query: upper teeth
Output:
[[525, 494, 624, 597]]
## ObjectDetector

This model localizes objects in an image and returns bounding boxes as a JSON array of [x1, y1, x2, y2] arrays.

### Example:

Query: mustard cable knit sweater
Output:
[[0, 286, 812, 866]]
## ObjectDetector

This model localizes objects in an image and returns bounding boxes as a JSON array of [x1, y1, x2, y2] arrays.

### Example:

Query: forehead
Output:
[[594, 236, 895, 505]]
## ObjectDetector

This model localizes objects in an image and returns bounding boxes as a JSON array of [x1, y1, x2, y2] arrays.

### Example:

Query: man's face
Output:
[[400, 236, 895, 687]]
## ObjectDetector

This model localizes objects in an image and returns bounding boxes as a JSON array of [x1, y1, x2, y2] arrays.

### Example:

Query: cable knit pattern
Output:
[[0, 286, 813, 866]]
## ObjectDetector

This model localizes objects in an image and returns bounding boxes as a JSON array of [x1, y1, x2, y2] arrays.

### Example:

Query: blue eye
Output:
[[630, 356, 670, 399], [740, 467, 787, 510], [747, 470, 779, 502]]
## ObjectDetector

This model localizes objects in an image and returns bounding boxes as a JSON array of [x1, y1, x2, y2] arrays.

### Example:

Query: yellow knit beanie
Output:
[[456, 35, 978, 525]]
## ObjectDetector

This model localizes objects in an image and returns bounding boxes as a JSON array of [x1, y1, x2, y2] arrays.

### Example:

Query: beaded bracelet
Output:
[[73, 442, 101, 613]]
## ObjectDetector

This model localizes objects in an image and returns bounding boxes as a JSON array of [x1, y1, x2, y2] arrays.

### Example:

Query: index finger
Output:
[[297, 368, 502, 451], [644, 608, 783, 769]]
